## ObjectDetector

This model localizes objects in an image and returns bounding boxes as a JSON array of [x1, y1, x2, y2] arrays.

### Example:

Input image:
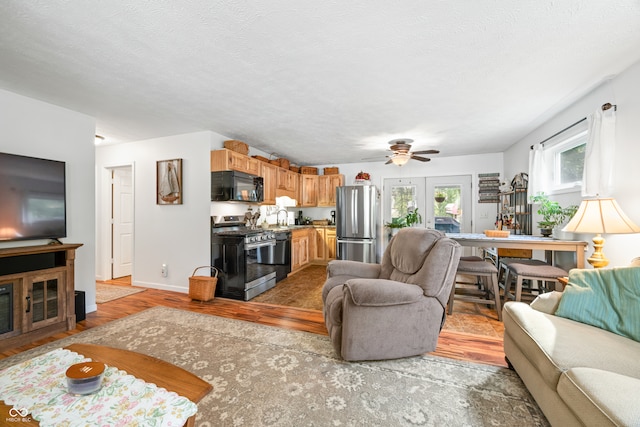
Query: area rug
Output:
[[0, 307, 549, 426], [251, 264, 325, 310], [95, 283, 145, 303]]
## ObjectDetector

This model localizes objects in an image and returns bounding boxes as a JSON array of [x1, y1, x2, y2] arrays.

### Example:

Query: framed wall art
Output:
[[157, 158, 183, 205]]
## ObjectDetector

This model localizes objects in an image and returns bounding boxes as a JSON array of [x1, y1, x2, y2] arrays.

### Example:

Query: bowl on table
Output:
[[65, 361, 106, 395]]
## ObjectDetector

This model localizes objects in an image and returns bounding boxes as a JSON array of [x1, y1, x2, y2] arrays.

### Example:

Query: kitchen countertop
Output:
[[268, 224, 335, 231]]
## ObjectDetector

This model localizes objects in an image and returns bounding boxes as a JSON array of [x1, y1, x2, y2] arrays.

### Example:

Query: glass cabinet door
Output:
[[26, 272, 64, 330]]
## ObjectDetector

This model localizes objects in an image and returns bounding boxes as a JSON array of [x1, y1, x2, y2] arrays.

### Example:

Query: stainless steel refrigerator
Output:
[[336, 185, 379, 263]]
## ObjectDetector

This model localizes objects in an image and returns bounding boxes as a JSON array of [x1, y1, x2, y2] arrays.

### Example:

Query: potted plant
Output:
[[404, 207, 423, 227], [385, 208, 423, 235], [530, 193, 578, 237], [435, 192, 446, 203]]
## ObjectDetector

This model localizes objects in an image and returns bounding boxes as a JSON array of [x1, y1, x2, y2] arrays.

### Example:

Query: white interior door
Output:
[[425, 175, 472, 233], [112, 166, 133, 278]]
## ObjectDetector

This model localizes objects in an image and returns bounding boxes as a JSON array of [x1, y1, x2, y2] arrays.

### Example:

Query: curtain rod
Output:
[[530, 102, 617, 149]]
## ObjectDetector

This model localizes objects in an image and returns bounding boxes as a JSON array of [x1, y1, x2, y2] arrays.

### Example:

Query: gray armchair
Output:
[[322, 228, 461, 361]]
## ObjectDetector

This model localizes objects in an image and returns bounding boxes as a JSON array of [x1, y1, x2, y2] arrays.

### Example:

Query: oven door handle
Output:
[[246, 241, 276, 250]]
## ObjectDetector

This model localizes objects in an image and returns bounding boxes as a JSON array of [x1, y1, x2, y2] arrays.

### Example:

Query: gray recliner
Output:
[[322, 228, 461, 361]]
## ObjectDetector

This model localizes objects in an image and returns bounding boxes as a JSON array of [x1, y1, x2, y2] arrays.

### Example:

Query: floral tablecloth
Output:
[[0, 348, 197, 426]]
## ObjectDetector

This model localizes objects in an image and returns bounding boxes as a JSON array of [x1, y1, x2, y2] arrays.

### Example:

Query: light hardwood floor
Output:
[[0, 270, 508, 367]]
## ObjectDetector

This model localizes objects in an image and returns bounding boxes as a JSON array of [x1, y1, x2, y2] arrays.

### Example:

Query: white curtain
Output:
[[582, 107, 616, 197], [528, 143, 547, 198]]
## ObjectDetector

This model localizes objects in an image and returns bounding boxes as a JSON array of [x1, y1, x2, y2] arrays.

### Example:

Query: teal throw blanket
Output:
[[555, 266, 640, 342]]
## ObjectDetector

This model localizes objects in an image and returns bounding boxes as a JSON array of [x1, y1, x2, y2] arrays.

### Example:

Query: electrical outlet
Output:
[[161, 264, 168, 277]]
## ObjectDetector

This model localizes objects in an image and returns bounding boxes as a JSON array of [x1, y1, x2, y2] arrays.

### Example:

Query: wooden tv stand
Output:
[[0, 243, 83, 352]]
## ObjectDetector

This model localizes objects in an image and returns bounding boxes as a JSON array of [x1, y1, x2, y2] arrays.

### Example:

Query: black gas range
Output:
[[211, 216, 278, 301]]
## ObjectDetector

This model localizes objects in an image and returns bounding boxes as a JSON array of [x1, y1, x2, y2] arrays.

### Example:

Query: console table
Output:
[[0, 243, 82, 352]]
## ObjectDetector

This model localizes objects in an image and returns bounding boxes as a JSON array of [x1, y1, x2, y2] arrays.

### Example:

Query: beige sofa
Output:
[[503, 287, 640, 426]]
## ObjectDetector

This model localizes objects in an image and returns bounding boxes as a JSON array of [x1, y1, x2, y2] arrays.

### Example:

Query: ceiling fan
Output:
[[385, 139, 440, 166]]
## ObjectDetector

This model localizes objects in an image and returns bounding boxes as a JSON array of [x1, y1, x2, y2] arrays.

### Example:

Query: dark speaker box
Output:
[[74, 290, 86, 322]]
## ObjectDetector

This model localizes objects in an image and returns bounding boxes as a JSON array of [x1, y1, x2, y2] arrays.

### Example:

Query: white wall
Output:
[[311, 152, 504, 233], [95, 131, 230, 294], [504, 59, 640, 268], [0, 89, 96, 309]]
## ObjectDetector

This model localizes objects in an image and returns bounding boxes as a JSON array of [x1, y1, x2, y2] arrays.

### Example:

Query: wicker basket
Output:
[[484, 229, 511, 238], [324, 167, 339, 175], [278, 158, 290, 169], [224, 140, 249, 155], [252, 155, 269, 163], [289, 166, 300, 173], [300, 166, 318, 175], [188, 266, 219, 302]]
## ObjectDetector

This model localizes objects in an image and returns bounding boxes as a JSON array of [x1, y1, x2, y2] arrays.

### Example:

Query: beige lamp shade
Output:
[[562, 198, 640, 268], [562, 198, 640, 234]]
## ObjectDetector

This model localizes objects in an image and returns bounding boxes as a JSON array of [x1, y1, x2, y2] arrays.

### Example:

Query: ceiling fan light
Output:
[[391, 153, 410, 166]]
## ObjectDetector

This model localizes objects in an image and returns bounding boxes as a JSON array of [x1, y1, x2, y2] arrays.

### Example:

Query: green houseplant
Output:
[[530, 193, 578, 237], [385, 208, 423, 230]]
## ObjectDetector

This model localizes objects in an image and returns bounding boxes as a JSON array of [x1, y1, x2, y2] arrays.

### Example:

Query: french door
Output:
[[425, 175, 472, 234], [383, 175, 472, 247], [383, 177, 426, 242]]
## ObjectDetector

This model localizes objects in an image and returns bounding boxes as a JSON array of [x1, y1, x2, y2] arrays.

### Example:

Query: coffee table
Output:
[[0, 343, 212, 426]]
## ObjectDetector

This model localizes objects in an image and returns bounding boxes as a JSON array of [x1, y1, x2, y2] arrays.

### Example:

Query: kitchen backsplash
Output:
[[212, 202, 335, 226]]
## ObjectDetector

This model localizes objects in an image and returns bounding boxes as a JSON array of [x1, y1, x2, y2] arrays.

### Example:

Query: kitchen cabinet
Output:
[[291, 228, 311, 273], [211, 148, 342, 208], [260, 162, 278, 205], [246, 157, 260, 175], [318, 174, 344, 206], [325, 228, 336, 260], [313, 228, 325, 262], [210, 149, 260, 175], [0, 244, 82, 352], [312, 227, 337, 263], [276, 168, 297, 199], [299, 175, 318, 207]]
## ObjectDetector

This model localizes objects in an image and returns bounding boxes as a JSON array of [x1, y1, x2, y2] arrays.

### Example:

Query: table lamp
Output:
[[562, 198, 640, 268]]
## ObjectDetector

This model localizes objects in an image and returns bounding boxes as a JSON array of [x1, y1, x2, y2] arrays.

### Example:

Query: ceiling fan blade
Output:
[[412, 149, 440, 155], [385, 159, 393, 165], [411, 155, 431, 162]]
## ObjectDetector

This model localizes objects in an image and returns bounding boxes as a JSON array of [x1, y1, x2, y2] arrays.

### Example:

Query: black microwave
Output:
[[211, 171, 264, 202]]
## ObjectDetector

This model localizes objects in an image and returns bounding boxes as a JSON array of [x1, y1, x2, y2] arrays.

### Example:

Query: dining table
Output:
[[446, 233, 588, 268]]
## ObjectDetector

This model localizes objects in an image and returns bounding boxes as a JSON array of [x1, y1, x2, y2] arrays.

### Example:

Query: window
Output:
[[543, 120, 587, 193], [390, 185, 417, 220]]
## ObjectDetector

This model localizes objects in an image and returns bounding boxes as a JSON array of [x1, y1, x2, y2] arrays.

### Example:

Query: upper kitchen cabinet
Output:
[[318, 174, 344, 206], [276, 168, 297, 199], [299, 174, 318, 207], [211, 149, 260, 175], [260, 162, 278, 205]]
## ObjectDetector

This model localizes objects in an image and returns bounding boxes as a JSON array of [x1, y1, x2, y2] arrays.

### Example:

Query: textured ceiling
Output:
[[2, 1, 640, 165]]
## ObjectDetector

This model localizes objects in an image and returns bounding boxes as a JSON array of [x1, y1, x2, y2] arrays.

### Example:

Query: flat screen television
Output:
[[0, 152, 67, 242]]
